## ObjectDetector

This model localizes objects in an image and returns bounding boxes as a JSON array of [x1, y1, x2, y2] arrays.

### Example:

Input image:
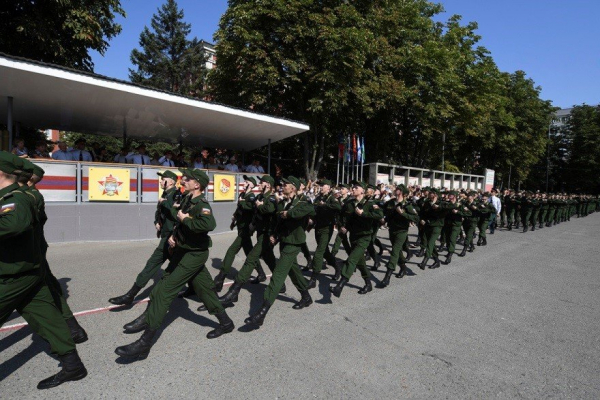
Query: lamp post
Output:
[[546, 119, 552, 192]]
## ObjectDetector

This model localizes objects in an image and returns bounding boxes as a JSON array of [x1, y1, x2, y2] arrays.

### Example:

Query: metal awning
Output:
[[0, 53, 309, 150]]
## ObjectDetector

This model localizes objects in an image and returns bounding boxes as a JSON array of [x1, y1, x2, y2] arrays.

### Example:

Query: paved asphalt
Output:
[[1, 215, 600, 398]]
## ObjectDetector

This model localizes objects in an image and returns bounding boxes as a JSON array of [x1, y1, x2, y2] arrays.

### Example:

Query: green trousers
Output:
[[500, 208, 507, 226], [539, 209, 547, 225], [443, 224, 462, 254], [221, 231, 255, 275], [418, 225, 427, 250], [313, 226, 336, 273], [424, 225, 443, 258], [463, 221, 477, 247], [1, 271, 75, 355], [385, 230, 409, 271], [42, 260, 74, 320], [477, 217, 489, 239], [301, 242, 311, 261], [331, 231, 351, 257], [147, 248, 224, 330], [235, 233, 276, 284], [531, 209, 540, 227], [263, 243, 309, 305], [506, 208, 515, 226], [341, 234, 372, 280], [548, 209, 556, 223], [135, 235, 171, 288]]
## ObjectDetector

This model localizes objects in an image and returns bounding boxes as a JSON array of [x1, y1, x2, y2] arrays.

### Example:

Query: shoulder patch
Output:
[[201, 207, 212, 215], [1, 203, 16, 213]]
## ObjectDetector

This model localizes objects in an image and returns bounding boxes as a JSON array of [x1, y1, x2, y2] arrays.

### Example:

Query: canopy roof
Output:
[[0, 53, 309, 150]]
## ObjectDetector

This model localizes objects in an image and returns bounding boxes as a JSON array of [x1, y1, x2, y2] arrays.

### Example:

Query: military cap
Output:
[[395, 184, 409, 196], [20, 158, 36, 174], [468, 191, 478, 197], [298, 178, 307, 186], [448, 190, 458, 197], [318, 179, 333, 187], [367, 184, 376, 190], [482, 191, 491, 197], [179, 168, 209, 188], [0, 151, 18, 174], [242, 175, 257, 185], [259, 175, 275, 186], [32, 164, 45, 179], [338, 183, 350, 189], [282, 176, 301, 190], [157, 170, 178, 181], [430, 188, 440, 195], [351, 180, 367, 190]]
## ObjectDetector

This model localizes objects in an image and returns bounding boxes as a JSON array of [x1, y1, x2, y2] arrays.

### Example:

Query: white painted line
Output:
[[0, 274, 273, 333]]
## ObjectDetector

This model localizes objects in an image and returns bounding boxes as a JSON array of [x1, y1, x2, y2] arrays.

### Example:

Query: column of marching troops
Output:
[[1, 150, 599, 390]]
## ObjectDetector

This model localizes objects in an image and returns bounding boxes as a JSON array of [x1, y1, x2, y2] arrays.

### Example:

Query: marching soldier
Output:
[[520, 191, 534, 232], [1, 152, 87, 389], [366, 185, 385, 270], [331, 183, 352, 262], [306, 179, 341, 288], [244, 176, 315, 328], [539, 193, 549, 228], [530, 192, 541, 231], [459, 191, 479, 257], [329, 181, 384, 298], [505, 189, 516, 230], [116, 168, 234, 359], [109, 170, 179, 305], [297, 178, 313, 268], [378, 184, 419, 287], [415, 187, 430, 257], [477, 192, 496, 245], [417, 189, 449, 270], [442, 191, 472, 265]]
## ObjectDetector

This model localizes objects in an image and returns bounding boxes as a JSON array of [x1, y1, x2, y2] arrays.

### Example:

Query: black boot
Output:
[[37, 350, 87, 390], [396, 263, 407, 278], [358, 278, 373, 294], [482, 237, 487, 246], [249, 271, 267, 284], [65, 317, 88, 344], [523, 225, 528, 232], [378, 269, 393, 288], [217, 281, 243, 308], [244, 302, 271, 327], [429, 257, 441, 269], [508, 224, 512, 231], [206, 311, 234, 339], [477, 238, 482, 246], [332, 261, 342, 281], [329, 277, 348, 298], [458, 246, 467, 257], [280, 283, 287, 293], [109, 283, 142, 306], [377, 243, 384, 256], [405, 250, 412, 261], [292, 290, 313, 309], [370, 254, 381, 271], [419, 257, 429, 270], [177, 286, 195, 298], [444, 253, 453, 265], [213, 270, 227, 293], [416, 248, 425, 258], [468, 242, 475, 252], [115, 328, 157, 359], [531, 225, 535, 231], [539, 223, 543, 229], [123, 311, 148, 334], [307, 272, 319, 289]]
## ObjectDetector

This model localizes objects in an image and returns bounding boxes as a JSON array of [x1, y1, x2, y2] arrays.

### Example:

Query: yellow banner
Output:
[[158, 169, 182, 198], [213, 174, 236, 201], [89, 167, 131, 201]]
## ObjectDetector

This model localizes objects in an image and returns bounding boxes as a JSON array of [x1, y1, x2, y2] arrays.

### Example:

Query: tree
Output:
[[562, 105, 600, 192], [129, 0, 207, 96], [0, 0, 125, 71]]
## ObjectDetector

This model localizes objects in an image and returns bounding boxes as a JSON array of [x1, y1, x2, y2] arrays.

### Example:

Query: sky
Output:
[[91, 0, 600, 109]]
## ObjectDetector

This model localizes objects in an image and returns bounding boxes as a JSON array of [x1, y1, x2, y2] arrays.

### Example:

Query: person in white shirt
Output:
[[126, 144, 152, 165], [488, 188, 502, 234], [114, 147, 130, 163], [158, 151, 176, 167], [253, 160, 265, 173], [224, 157, 239, 172], [69, 138, 93, 162], [52, 141, 72, 161]]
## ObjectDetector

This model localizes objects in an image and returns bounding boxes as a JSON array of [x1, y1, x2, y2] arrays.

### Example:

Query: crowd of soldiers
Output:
[[1, 152, 599, 389]]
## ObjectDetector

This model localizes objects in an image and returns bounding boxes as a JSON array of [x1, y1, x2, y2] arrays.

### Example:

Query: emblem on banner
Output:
[[99, 174, 123, 196]]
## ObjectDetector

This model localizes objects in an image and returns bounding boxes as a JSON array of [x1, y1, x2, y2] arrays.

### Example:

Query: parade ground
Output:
[[1, 214, 599, 399]]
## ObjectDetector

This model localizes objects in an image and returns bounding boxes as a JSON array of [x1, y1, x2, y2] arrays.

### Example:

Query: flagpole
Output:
[[336, 147, 341, 186], [361, 135, 365, 181]]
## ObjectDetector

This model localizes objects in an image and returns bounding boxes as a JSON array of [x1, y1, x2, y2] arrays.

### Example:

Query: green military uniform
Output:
[[461, 195, 480, 254], [530, 195, 540, 231], [539, 195, 549, 228], [331, 189, 352, 258], [382, 187, 419, 280], [476, 196, 495, 244], [547, 195, 557, 226], [520, 193, 534, 232], [418, 192, 450, 268], [505, 192, 516, 230], [415, 192, 429, 256], [443, 195, 472, 262], [220, 182, 258, 276], [310, 183, 341, 275]]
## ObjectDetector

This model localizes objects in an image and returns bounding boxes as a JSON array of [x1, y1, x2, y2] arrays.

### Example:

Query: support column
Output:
[[7, 96, 13, 151]]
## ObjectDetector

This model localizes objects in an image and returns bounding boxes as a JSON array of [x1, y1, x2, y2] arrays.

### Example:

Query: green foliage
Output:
[[129, 0, 207, 97], [562, 105, 600, 192], [0, 0, 125, 71], [209, 0, 554, 182]]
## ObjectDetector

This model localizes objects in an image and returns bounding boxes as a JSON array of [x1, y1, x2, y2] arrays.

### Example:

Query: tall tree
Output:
[[563, 105, 600, 192], [0, 0, 125, 71], [130, 0, 206, 96]]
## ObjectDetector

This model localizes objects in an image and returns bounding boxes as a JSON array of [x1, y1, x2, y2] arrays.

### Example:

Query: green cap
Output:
[[468, 191, 478, 197], [158, 170, 178, 181], [318, 179, 333, 187], [367, 184, 376, 190], [339, 183, 350, 189], [259, 174, 275, 186], [179, 168, 209, 188], [282, 176, 301, 190], [242, 175, 257, 186], [396, 184, 409, 196], [0, 151, 18, 174], [449, 190, 458, 197], [298, 178, 307, 186], [32, 164, 45, 179], [430, 188, 440, 195], [482, 191, 491, 197], [351, 180, 367, 190]]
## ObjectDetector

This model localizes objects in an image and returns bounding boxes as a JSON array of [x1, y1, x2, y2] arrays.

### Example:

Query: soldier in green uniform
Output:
[[505, 189, 516, 230], [18, 159, 88, 344], [116, 168, 234, 359], [213, 175, 261, 291], [109, 170, 179, 305], [415, 187, 430, 257], [329, 181, 384, 298], [547, 194, 557, 227], [378, 185, 419, 287], [520, 191, 534, 232], [530, 192, 541, 231], [330, 184, 352, 262], [306, 179, 341, 288], [417, 189, 449, 270], [297, 178, 313, 268], [244, 176, 315, 327], [365, 185, 385, 270], [499, 189, 509, 227], [0, 152, 87, 389], [539, 193, 549, 229], [442, 191, 472, 265], [476, 192, 496, 245], [459, 192, 479, 256], [216, 175, 279, 308]]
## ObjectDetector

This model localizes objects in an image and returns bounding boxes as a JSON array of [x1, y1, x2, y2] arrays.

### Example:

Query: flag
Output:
[[346, 134, 352, 163], [338, 134, 345, 159], [352, 134, 357, 160], [357, 135, 362, 163], [361, 136, 366, 163]]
